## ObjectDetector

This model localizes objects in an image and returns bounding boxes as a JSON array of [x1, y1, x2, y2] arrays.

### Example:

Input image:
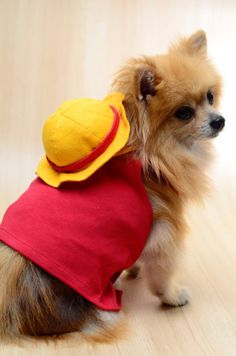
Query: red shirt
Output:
[[0, 157, 152, 311]]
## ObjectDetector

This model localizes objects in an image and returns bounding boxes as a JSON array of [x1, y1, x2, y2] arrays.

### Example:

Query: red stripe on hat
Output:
[[46, 105, 120, 173]]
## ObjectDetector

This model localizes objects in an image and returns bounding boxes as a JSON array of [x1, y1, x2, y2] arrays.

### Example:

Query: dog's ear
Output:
[[112, 59, 161, 102], [187, 30, 207, 57], [183, 30, 207, 58], [173, 30, 207, 59], [137, 67, 159, 101]]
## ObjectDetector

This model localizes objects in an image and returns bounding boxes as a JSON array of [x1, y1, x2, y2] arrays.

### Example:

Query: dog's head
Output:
[[113, 30, 224, 149], [112, 30, 225, 198]]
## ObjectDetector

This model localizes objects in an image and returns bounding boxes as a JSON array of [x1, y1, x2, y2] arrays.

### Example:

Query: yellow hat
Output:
[[36, 93, 130, 187]]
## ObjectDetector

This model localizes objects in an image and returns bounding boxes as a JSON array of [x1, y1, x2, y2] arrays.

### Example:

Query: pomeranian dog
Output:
[[0, 30, 225, 339]]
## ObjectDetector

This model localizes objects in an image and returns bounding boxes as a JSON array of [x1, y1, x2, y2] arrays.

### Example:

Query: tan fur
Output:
[[0, 30, 224, 338], [112, 30, 223, 306]]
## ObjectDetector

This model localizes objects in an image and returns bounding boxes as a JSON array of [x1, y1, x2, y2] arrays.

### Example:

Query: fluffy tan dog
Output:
[[113, 29, 224, 307], [0, 30, 225, 339]]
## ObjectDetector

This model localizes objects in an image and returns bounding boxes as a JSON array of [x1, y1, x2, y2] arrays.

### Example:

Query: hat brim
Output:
[[36, 95, 130, 188]]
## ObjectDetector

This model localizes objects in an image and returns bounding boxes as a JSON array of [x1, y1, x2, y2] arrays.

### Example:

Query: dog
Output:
[[0, 30, 225, 339]]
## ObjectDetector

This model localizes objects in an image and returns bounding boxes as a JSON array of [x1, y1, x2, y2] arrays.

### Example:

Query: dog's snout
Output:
[[210, 115, 225, 132]]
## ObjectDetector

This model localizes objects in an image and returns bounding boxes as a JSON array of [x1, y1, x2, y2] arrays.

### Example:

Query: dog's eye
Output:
[[207, 90, 214, 105], [175, 106, 195, 121]]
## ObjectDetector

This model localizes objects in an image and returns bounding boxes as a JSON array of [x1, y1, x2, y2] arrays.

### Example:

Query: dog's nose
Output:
[[210, 115, 225, 132]]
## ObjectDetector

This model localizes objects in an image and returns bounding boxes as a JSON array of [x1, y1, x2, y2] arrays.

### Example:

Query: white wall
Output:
[[0, 0, 235, 215]]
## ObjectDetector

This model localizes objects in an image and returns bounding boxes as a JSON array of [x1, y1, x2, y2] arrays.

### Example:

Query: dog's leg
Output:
[[141, 220, 191, 307], [0, 243, 98, 336], [126, 263, 141, 279], [0, 243, 125, 339]]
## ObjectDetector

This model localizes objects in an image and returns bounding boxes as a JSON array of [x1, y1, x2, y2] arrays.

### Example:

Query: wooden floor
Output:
[[1, 0, 236, 355]]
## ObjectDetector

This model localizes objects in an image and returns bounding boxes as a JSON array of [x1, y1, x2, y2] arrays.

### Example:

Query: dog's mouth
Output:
[[209, 130, 223, 138]]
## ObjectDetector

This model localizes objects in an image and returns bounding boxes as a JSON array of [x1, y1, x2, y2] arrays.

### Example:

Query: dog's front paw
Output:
[[159, 285, 191, 307]]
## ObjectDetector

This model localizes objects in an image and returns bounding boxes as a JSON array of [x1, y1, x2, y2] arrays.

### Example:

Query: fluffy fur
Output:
[[0, 30, 224, 339]]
